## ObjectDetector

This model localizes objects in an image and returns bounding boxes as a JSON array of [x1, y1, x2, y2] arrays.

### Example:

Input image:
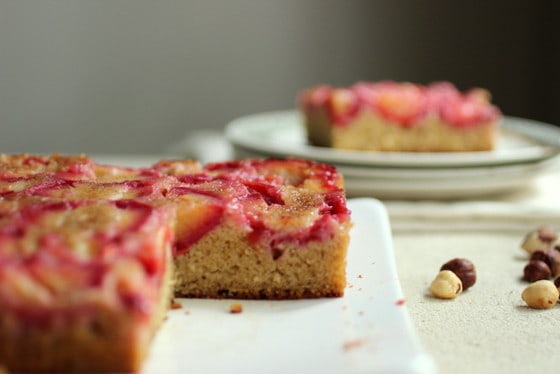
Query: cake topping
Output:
[[300, 80, 501, 128], [355, 81, 428, 126], [326, 88, 361, 125], [438, 94, 500, 127]]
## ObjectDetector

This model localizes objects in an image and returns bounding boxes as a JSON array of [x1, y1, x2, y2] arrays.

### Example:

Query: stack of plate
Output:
[[225, 110, 560, 200]]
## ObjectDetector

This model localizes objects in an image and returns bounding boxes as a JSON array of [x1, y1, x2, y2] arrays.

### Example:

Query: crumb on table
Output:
[[229, 302, 243, 314], [342, 338, 366, 351]]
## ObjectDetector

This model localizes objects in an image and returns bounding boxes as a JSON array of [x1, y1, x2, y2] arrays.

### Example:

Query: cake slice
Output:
[[1, 155, 352, 299], [0, 154, 352, 372], [165, 158, 352, 299], [0, 198, 174, 372], [299, 81, 501, 152]]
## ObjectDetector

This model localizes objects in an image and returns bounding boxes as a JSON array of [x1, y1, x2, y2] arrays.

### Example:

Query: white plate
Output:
[[343, 176, 538, 200], [334, 157, 559, 180], [225, 110, 560, 168], [233, 147, 559, 181], [338, 159, 560, 200], [142, 198, 435, 374], [232, 146, 560, 199]]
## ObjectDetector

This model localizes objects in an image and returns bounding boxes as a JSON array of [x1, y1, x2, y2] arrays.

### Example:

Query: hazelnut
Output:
[[429, 270, 463, 299], [440, 258, 476, 290], [523, 260, 552, 282], [521, 280, 559, 309], [521, 226, 558, 254], [530, 248, 560, 276]]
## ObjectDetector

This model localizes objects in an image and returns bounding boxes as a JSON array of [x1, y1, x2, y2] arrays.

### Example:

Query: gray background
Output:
[[1, 1, 558, 154]]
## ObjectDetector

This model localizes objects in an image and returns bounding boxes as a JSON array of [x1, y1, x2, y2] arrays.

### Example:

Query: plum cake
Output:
[[0, 154, 352, 372]]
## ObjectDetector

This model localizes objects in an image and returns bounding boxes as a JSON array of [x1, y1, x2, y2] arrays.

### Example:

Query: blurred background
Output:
[[0, 1, 558, 154]]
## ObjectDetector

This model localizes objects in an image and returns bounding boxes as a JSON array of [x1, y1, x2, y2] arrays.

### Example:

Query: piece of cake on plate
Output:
[[165, 158, 352, 299], [298, 81, 501, 152], [0, 154, 352, 372]]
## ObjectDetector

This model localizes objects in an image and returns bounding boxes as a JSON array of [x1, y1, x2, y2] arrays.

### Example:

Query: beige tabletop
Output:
[[386, 171, 560, 374]]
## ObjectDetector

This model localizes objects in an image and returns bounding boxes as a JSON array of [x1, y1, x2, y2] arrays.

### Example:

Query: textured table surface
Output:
[[386, 170, 560, 374], [392, 231, 560, 374]]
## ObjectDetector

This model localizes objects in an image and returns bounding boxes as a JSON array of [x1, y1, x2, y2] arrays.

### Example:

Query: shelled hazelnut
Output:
[[429, 270, 463, 299], [521, 226, 558, 255], [521, 280, 559, 309], [440, 258, 477, 290]]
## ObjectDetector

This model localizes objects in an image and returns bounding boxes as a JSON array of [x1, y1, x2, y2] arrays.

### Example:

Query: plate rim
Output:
[[334, 156, 559, 180]]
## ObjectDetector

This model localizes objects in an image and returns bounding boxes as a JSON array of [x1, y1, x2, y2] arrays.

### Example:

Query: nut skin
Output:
[[523, 260, 552, 282], [429, 270, 463, 299], [521, 226, 558, 254], [440, 258, 476, 290], [521, 280, 559, 309], [530, 248, 560, 277]]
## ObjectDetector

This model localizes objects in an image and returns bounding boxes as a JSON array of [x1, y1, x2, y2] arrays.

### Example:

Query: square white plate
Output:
[[142, 198, 435, 374]]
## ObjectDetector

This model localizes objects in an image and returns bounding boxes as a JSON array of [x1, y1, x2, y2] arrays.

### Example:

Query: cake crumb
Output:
[[395, 299, 406, 306], [170, 300, 182, 309], [357, 274, 363, 279], [229, 302, 243, 314], [343, 338, 366, 351]]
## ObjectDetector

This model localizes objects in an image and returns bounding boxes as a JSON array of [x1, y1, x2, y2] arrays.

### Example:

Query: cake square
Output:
[[168, 158, 351, 299], [0, 154, 352, 372], [0, 198, 174, 372], [299, 81, 501, 152]]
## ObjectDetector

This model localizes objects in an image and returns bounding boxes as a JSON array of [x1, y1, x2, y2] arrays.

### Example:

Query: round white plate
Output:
[[232, 146, 560, 199], [225, 110, 560, 168], [332, 158, 559, 180], [342, 171, 550, 200]]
